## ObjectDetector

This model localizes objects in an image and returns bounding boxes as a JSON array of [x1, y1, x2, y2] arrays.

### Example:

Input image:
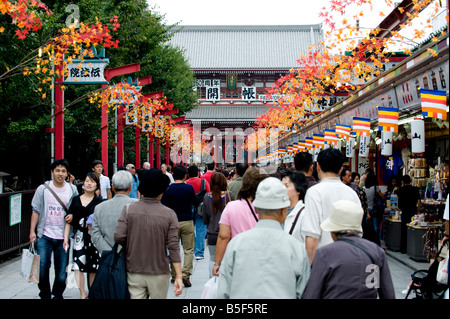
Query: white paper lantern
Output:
[[358, 135, 370, 158], [411, 119, 425, 153], [381, 131, 393, 156]]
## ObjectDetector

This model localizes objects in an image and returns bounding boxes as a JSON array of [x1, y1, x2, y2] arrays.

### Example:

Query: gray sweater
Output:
[[91, 194, 138, 254], [31, 181, 78, 238]]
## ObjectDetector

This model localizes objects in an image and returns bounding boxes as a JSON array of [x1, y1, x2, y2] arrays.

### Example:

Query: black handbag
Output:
[[89, 243, 130, 299]]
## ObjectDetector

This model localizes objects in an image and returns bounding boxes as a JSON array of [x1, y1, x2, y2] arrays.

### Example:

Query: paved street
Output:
[[0, 241, 432, 300]]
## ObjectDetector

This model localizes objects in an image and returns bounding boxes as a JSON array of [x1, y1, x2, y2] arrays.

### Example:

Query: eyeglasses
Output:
[[127, 166, 135, 170]]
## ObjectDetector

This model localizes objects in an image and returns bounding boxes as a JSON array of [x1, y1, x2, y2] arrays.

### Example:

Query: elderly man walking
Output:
[[91, 170, 138, 254], [302, 200, 395, 299], [217, 177, 310, 299]]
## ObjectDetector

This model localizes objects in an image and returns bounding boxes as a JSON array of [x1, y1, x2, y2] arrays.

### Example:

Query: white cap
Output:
[[320, 200, 364, 233], [252, 177, 291, 209]]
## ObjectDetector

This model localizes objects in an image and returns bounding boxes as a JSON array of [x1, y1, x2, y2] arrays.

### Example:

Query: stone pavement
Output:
[[0, 242, 210, 299], [0, 241, 438, 300]]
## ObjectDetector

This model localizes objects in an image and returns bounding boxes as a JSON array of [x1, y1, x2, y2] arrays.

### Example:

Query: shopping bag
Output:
[[88, 244, 130, 299], [201, 276, 218, 299], [65, 238, 77, 289], [436, 248, 448, 285], [20, 242, 40, 283]]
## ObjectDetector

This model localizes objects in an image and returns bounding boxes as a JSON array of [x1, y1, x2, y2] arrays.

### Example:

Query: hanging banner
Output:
[[335, 124, 352, 140], [346, 136, 355, 158], [380, 131, 393, 156], [420, 88, 447, 120], [352, 117, 371, 136], [377, 106, 399, 132], [358, 135, 370, 158], [411, 119, 425, 153]]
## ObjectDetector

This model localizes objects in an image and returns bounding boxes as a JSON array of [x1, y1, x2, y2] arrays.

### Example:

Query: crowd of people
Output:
[[28, 150, 449, 299]]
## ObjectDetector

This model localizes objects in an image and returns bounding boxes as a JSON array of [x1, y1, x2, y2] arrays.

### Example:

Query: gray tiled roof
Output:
[[185, 105, 268, 121], [169, 25, 323, 70]]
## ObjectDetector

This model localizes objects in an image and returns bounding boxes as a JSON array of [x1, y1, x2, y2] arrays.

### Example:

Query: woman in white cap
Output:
[[302, 200, 395, 299]]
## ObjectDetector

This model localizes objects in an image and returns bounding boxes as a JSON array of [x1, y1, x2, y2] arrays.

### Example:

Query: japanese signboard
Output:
[[205, 79, 220, 101], [64, 59, 109, 85], [9, 193, 22, 226], [242, 86, 257, 101]]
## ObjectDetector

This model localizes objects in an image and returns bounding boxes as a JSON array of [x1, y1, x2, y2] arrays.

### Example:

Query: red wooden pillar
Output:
[[100, 84, 109, 175], [117, 104, 124, 167], [135, 126, 141, 170], [101, 63, 141, 175], [166, 140, 170, 165], [156, 138, 161, 168], [148, 134, 154, 168], [54, 64, 64, 160]]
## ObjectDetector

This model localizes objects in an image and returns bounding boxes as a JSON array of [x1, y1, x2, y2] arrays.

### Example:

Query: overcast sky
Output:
[[147, 0, 386, 27]]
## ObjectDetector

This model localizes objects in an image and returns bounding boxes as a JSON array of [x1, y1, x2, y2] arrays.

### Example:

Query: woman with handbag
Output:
[[361, 168, 384, 246], [212, 167, 269, 277], [202, 172, 235, 278], [64, 172, 104, 299]]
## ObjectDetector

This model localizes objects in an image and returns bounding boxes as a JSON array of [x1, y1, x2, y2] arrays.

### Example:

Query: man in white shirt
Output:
[[300, 148, 361, 265], [91, 160, 112, 199], [217, 177, 310, 299]]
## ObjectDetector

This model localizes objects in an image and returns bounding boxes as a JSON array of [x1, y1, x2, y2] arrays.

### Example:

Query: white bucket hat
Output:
[[321, 200, 364, 233], [252, 177, 291, 209]]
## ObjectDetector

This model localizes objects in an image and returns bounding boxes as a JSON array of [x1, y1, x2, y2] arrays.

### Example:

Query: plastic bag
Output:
[[201, 276, 218, 299], [436, 253, 448, 285], [20, 242, 40, 283]]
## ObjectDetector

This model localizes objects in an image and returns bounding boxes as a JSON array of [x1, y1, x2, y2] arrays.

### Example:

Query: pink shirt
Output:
[[218, 199, 258, 238]]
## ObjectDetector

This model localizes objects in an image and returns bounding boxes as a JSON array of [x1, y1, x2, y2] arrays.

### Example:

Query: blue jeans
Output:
[[194, 212, 207, 258], [36, 235, 69, 299]]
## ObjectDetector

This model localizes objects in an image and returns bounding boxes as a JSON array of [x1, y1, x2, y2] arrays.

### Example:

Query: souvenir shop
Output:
[[289, 35, 449, 262], [381, 114, 448, 261]]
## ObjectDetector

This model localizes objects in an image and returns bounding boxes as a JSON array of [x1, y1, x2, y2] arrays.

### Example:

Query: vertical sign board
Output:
[[9, 193, 22, 226], [205, 79, 220, 101]]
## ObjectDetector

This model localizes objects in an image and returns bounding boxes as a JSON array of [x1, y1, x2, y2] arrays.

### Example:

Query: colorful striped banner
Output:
[[313, 133, 325, 149], [305, 137, 313, 150], [335, 124, 352, 139], [298, 140, 306, 151], [293, 142, 298, 153], [420, 88, 447, 120], [377, 106, 399, 132], [324, 129, 338, 145], [352, 117, 371, 136], [287, 144, 294, 154]]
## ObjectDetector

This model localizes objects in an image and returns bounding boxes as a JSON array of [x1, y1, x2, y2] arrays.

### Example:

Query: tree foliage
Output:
[[0, 0, 196, 189]]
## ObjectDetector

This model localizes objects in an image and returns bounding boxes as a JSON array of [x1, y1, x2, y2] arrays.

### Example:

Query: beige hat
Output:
[[252, 177, 291, 209], [320, 200, 364, 233]]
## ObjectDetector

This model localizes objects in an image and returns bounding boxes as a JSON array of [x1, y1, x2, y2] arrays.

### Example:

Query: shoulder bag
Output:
[[196, 178, 206, 217], [89, 205, 130, 299], [43, 182, 69, 213], [245, 199, 258, 222], [289, 206, 305, 235]]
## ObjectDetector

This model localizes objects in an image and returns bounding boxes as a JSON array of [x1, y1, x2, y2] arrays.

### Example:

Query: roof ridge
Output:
[[173, 24, 322, 32]]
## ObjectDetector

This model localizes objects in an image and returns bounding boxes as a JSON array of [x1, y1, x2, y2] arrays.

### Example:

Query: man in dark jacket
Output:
[[161, 165, 202, 287], [397, 175, 421, 253]]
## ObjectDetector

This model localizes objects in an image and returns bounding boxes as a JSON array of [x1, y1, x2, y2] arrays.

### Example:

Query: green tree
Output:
[[0, 0, 196, 188]]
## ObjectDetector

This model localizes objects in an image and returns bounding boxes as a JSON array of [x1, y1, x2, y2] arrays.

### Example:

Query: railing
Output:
[[0, 190, 35, 255]]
